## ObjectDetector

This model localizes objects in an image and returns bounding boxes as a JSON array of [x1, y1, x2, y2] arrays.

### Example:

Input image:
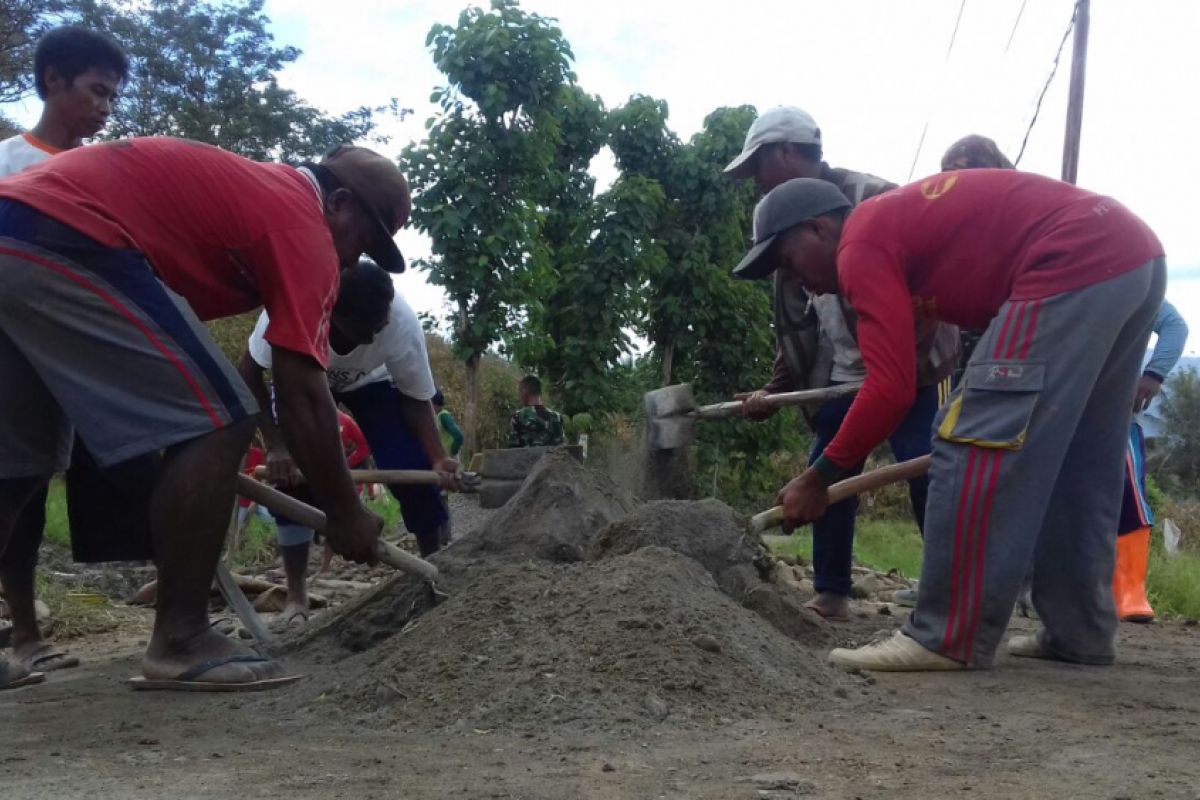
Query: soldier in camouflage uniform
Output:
[[508, 375, 565, 448]]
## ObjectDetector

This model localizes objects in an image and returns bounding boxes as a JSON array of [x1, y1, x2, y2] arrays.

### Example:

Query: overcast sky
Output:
[[263, 0, 1200, 352], [6, 0, 1199, 351]]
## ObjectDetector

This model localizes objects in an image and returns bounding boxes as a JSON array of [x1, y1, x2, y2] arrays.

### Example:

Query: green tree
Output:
[[607, 96, 801, 505], [403, 0, 578, 455], [0, 0, 71, 104], [71, 0, 397, 161], [528, 173, 667, 416], [1160, 367, 1200, 491]]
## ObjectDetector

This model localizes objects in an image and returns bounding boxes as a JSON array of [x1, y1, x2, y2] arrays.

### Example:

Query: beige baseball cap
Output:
[[724, 106, 822, 179]]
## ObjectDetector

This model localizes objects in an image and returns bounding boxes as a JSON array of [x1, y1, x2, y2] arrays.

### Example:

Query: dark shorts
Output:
[[0, 200, 257, 477], [266, 381, 449, 556]]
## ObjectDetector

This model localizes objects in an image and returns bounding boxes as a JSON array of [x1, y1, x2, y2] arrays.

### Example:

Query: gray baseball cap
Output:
[[724, 106, 822, 178], [731, 178, 851, 280]]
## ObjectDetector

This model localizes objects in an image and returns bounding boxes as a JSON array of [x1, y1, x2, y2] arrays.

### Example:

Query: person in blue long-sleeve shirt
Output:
[[1113, 300, 1188, 622]]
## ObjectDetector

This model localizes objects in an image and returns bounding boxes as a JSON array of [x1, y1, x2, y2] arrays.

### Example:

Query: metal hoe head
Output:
[[644, 383, 699, 450]]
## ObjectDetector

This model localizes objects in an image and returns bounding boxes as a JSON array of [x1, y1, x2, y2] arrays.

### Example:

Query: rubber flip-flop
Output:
[[0, 662, 46, 691], [282, 608, 309, 628], [126, 654, 303, 693], [22, 644, 80, 673]]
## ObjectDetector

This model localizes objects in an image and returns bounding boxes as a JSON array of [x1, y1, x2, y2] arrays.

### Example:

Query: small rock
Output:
[[833, 687, 849, 699], [601, 762, 615, 773], [691, 634, 722, 653], [778, 554, 800, 567], [851, 574, 884, 599], [797, 579, 814, 595], [877, 605, 893, 616], [33, 599, 51, 624], [643, 693, 669, 720], [746, 771, 806, 790]]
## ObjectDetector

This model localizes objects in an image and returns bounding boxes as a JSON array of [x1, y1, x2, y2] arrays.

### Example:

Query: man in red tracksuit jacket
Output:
[[733, 169, 1165, 671]]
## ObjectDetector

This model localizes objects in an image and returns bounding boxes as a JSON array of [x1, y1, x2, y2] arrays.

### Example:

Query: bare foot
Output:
[[804, 592, 851, 620], [142, 626, 286, 684]]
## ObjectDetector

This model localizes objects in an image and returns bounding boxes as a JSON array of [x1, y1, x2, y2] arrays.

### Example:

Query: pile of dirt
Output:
[[454, 449, 636, 563], [591, 500, 833, 646], [285, 548, 853, 732], [282, 456, 855, 732]]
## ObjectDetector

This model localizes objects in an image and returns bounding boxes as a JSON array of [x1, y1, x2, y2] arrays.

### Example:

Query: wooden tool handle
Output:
[[696, 383, 862, 420], [749, 455, 932, 533], [235, 474, 440, 583], [252, 466, 443, 486]]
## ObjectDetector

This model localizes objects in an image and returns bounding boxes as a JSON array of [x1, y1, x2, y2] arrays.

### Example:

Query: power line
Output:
[[908, 0, 970, 180], [946, 0, 969, 58], [1013, 0, 1080, 167], [1004, 0, 1029, 53]]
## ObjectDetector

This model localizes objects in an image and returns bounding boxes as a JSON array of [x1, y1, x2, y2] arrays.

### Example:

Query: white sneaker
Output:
[[1006, 633, 1047, 659], [829, 631, 964, 672]]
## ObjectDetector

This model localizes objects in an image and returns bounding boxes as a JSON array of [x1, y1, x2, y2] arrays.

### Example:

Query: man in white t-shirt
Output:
[[0, 26, 128, 690], [239, 259, 457, 625]]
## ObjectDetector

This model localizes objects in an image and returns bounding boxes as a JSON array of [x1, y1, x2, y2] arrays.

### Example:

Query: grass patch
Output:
[[769, 515, 1200, 621], [769, 518, 924, 578], [1148, 549, 1200, 619], [35, 578, 122, 640]]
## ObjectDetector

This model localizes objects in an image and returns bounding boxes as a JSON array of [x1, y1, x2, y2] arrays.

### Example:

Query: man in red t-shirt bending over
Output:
[[0, 137, 411, 690], [734, 169, 1165, 672]]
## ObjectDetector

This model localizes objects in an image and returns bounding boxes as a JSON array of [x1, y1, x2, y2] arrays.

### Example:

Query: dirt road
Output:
[[5, 609, 1199, 800]]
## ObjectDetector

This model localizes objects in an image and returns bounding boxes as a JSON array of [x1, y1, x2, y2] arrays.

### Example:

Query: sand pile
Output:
[[453, 450, 636, 563], [282, 452, 854, 731], [289, 548, 851, 732]]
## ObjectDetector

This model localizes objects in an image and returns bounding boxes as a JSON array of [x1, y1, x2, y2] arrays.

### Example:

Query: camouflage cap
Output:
[[940, 135, 1015, 171]]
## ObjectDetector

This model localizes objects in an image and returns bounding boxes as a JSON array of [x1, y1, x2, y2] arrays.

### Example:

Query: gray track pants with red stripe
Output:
[[904, 258, 1166, 667]]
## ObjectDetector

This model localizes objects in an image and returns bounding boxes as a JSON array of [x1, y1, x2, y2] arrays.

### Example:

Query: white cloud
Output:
[[7, 0, 1198, 353]]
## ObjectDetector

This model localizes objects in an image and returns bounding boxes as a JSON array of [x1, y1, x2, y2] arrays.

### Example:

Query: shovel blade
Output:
[[644, 383, 696, 421], [646, 416, 695, 450]]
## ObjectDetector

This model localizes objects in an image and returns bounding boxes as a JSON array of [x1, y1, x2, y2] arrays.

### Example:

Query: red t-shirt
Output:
[[338, 411, 371, 469], [0, 137, 338, 366], [822, 169, 1163, 470]]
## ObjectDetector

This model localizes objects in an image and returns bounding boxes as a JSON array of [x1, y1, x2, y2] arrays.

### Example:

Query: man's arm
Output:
[[777, 243, 916, 529], [397, 394, 459, 481], [507, 413, 523, 448], [1136, 301, 1189, 413], [271, 347, 381, 563], [237, 350, 303, 485]]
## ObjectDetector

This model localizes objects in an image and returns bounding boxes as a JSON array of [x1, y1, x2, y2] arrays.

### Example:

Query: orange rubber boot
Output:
[[1112, 526, 1154, 623]]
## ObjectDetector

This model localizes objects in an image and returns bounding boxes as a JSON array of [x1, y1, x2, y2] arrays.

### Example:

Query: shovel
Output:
[[235, 473, 440, 584], [750, 455, 932, 533], [643, 383, 861, 450], [251, 466, 482, 492]]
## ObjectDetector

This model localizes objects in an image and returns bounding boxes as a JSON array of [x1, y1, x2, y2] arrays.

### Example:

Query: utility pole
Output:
[[1061, 0, 1090, 184]]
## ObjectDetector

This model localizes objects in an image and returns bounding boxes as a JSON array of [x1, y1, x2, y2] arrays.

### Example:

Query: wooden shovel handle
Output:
[[234, 474, 439, 583], [750, 455, 932, 533], [253, 465, 443, 486], [695, 383, 862, 420]]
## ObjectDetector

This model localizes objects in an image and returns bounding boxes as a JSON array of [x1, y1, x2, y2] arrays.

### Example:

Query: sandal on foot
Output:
[[282, 608, 310, 628], [126, 654, 303, 693], [0, 661, 46, 691], [19, 644, 80, 673]]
